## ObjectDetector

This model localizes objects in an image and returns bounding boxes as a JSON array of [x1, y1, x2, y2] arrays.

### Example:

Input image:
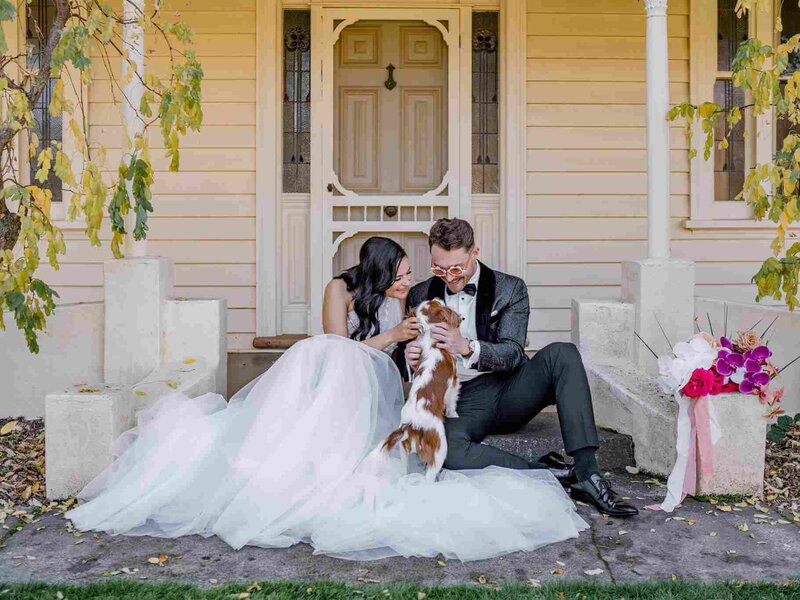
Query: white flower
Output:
[[656, 336, 717, 395]]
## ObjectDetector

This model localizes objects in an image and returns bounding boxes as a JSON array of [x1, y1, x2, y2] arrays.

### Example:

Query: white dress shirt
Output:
[[444, 263, 484, 382]]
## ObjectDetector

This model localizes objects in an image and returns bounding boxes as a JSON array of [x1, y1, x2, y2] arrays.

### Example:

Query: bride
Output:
[[66, 236, 587, 562]]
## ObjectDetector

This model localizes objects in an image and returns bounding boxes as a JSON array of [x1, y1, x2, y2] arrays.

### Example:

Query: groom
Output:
[[400, 218, 638, 517]]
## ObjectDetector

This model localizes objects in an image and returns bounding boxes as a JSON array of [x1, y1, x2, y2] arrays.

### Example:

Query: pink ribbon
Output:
[[647, 394, 716, 512]]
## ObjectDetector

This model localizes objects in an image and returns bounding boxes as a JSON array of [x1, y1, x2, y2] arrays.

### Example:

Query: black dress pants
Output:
[[442, 342, 600, 470]]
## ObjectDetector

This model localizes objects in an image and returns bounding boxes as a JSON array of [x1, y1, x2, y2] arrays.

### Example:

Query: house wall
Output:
[[524, 0, 779, 349], [39, 0, 257, 350]]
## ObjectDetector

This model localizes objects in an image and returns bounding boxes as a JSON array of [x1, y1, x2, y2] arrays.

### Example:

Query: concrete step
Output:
[[227, 352, 635, 471], [483, 413, 634, 471]]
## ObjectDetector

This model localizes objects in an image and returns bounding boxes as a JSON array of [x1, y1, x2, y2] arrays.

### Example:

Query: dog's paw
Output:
[[446, 409, 459, 419]]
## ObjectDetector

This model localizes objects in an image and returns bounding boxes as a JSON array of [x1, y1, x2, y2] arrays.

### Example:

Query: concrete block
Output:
[[104, 257, 173, 386], [162, 298, 227, 397], [586, 361, 676, 476], [571, 299, 635, 363], [131, 359, 215, 411], [45, 385, 134, 499], [622, 258, 695, 374], [698, 392, 768, 497]]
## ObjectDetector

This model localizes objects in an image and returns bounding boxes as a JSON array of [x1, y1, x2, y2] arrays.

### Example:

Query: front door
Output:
[[310, 8, 465, 331]]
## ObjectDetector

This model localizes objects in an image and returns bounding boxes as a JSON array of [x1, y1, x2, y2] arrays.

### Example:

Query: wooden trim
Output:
[[684, 219, 798, 231], [255, 0, 283, 336], [501, 0, 526, 277]]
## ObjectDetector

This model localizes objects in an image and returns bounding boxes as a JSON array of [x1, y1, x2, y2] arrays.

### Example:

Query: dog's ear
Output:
[[446, 307, 462, 330]]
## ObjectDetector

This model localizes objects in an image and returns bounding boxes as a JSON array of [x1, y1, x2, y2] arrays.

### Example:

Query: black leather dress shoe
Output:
[[548, 466, 578, 488], [538, 451, 570, 470], [570, 473, 639, 517]]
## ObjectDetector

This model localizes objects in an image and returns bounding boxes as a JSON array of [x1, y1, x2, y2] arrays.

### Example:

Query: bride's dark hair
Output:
[[337, 236, 407, 341]]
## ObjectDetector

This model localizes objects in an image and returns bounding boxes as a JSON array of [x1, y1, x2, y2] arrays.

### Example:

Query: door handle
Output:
[[327, 183, 333, 192], [384, 64, 397, 90]]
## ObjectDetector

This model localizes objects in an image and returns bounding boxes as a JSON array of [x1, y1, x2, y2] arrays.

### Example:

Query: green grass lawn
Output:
[[1, 581, 799, 600]]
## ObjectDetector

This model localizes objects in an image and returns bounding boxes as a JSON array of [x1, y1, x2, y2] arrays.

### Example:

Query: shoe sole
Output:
[[569, 488, 639, 518]]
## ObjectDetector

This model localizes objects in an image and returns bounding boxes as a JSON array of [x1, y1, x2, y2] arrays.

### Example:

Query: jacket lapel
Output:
[[427, 276, 445, 302], [476, 261, 495, 342]]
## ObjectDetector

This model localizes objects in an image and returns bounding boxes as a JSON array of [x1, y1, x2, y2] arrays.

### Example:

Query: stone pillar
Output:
[[104, 257, 173, 385], [122, 0, 147, 258], [644, 0, 671, 260], [622, 259, 695, 373]]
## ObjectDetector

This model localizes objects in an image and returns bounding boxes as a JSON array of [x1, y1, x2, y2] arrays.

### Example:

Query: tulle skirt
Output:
[[66, 335, 588, 561]]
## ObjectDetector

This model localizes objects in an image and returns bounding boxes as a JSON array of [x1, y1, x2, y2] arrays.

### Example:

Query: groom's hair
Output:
[[428, 218, 474, 251]]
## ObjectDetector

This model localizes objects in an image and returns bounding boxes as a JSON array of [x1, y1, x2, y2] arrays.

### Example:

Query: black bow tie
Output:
[[446, 283, 477, 297]]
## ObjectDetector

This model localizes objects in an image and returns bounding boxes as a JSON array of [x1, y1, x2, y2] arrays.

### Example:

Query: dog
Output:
[[381, 298, 461, 481]]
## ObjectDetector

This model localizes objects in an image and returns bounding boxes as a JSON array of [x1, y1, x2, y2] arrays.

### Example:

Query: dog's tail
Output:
[[382, 423, 443, 468]]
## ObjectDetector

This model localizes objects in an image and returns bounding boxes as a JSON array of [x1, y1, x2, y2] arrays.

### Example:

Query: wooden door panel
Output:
[[401, 88, 443, 192], [338, 88, 380, 191]]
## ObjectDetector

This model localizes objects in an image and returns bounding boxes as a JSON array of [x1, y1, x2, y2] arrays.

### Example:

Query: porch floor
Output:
[[2, 473, 797, 585]]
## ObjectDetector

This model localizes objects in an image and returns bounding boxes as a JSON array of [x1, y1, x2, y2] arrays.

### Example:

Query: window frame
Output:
[[16, 2, 87, 227], [686, 0, 779, 230]]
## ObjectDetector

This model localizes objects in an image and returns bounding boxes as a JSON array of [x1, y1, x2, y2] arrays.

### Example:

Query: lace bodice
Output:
[[347, 296, 403, 355]]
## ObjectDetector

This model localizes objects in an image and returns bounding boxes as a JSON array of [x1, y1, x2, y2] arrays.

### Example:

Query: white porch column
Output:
[[619, 0, 695, 373], [644, 0, 671, 259], [122, 0, 147, 257]]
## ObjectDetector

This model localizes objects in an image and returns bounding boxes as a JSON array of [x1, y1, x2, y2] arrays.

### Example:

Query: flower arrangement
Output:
[[646, 314, 797, 512], [657, 330, 785, 418]]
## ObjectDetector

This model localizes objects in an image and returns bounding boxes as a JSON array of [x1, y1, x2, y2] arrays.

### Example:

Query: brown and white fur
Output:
[[381, 299, 461, 481]]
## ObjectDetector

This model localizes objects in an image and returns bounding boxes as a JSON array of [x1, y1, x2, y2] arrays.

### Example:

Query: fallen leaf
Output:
[[551, 568, 564, 575], [619, 530, 628, 535], [166, 380, 180, 390], [735, 523, 750, 532], [556, 560, 566, 566], [417, 593, 427, 600], [477, 576, 487, 584], [672, 574, 678, 582], [527, 579, 541, 588], [77, 388, 99, 394], [183, 358, 197, 364], [147, 557, 160, 564], [209, 579, 218, 584], [134, 391, 147, 397], [710, 532, 718, 537], [718, 505, 733, 512], [238, 594, 250, 600], [56, 592, 64, 600], [584, 569, 604, 576], [0, 422, 17, 436], [436, 560, 447, 567], [625, 466, 640, 475]]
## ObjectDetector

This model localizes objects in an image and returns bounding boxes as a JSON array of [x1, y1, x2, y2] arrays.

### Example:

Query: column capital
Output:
[[644, 0, 667, 16]]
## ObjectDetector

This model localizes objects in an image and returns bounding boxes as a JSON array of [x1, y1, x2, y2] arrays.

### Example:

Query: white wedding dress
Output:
[[66, 297, 587, 562]]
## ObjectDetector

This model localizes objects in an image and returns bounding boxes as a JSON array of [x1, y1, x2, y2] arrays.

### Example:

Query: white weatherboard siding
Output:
[[44, 0, 257, 350], [525, 0, 778, 349]]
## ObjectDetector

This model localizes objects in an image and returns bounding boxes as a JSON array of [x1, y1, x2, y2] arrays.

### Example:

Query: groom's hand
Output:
[[431, 323, 469, 356]]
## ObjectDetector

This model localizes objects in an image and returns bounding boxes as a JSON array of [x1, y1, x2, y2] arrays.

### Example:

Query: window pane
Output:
[[472, 12, 499, 194], [26, 0, 62, 203], [781, 0, 800, 75], [717, 0, 748, 72], [713, 79, 746, 202], [282, 10, 311, 194]]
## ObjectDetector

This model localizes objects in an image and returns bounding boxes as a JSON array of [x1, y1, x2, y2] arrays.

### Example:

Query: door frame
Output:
[[309, 6, 471, 333], [255, 0, 527, 340]]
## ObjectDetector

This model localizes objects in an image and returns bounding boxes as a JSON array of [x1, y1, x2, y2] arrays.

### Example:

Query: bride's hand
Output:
[[393, 316, 420, 343]]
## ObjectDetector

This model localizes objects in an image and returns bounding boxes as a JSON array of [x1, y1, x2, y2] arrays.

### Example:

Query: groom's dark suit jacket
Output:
[[397, 262, 530, 376]]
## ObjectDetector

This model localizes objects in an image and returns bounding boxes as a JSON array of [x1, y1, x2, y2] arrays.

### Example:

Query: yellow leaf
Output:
[[134, 390, 147, 397], [436, 560, 447, 567], [0, 421, 18, 435], [238, 593, 250, 599], [147, 557, 160, 564], [166, 380, 180, 389], [718, 505, 733, 512], [182, 358, 197, 364], [30, 187, 52, 219], [478, 576, 487, 584], [78, 387, 100, 393]]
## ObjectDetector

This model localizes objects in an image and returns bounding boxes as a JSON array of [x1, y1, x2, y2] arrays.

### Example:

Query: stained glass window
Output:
[[283, 10, 311, 194], [472, 12, 498, 195], [26, 0, 62, 202], [714, 0, 749, 202]]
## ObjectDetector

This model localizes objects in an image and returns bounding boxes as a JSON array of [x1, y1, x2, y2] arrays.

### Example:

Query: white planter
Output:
[[697, 392, 768, 497]]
